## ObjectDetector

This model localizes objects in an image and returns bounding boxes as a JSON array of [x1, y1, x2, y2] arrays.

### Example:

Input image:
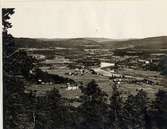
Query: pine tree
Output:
[[108, 82, 125, 129], [152, 90, 167, 129], [33, 88, 70, 129], [78, 80, 108, 129], [124, 89, 150, 129], [2, 8, 15, 56]]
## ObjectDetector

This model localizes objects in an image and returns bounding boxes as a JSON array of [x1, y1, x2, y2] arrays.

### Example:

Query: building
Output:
[[100, 62, 116, 72]]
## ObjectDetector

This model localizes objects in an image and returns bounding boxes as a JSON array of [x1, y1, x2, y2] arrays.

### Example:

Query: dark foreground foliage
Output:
[[159, 56, 167, 76]]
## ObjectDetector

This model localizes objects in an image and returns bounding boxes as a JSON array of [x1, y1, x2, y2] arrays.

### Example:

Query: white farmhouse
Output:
[[100, 62, 115, 68]]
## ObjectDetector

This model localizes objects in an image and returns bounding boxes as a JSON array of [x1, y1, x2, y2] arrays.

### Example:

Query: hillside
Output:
[[103, 36, 167, 49], [14, 38, 99, 48], [14, 36, 167, 49]]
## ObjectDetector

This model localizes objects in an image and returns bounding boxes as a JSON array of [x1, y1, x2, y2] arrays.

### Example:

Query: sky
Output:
[[2, 0, 167, 39]]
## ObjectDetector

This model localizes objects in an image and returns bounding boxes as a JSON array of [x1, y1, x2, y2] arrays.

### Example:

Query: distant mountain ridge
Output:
[[14, 36, 167, 49]]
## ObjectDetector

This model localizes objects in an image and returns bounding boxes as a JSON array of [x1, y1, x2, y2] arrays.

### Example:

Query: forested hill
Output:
[[14, 38, 99, 48], [14, 36, 167, 49], [104, 36, 167, 49]]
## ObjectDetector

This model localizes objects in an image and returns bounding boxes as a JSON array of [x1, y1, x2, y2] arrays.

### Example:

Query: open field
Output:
[[26, 65, 167, 101]]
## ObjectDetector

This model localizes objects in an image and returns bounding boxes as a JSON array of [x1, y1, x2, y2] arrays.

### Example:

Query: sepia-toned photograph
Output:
[[2, 1, 167, 129]]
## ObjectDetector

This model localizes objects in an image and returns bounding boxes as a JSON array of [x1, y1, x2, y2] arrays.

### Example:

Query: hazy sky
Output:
[[3, 0, 167, 39]]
